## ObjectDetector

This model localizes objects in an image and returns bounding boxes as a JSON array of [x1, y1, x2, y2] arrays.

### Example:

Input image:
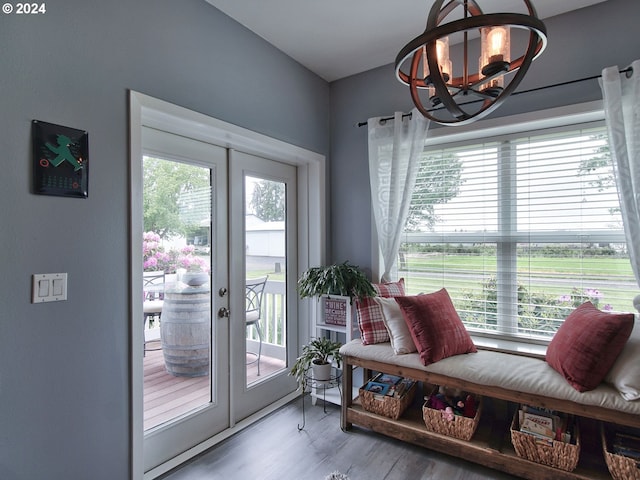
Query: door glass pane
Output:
[[143, 155, 213, 430], [245, 175, 287, 386]]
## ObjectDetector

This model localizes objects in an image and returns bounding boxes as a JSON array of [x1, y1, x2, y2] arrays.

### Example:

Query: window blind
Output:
[[399, 122, 634, 341]]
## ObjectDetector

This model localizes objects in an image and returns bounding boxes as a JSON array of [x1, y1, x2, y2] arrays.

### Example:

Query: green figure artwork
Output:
[[45, 134, 84, 171], [33, 120, 89, 198]]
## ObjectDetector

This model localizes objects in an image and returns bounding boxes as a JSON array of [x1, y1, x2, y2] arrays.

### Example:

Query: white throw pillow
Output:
[[374, 297, 417, 355], [605, 319, 640, 401]]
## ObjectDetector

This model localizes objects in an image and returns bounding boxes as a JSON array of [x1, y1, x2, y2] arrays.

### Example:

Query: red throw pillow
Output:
[[356, 279, 405, 345], [395, 288, 476, 365], [546, 301, 634, 392]]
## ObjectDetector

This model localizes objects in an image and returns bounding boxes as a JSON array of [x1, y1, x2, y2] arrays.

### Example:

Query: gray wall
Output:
[[329, 0, 640, 274], [0, 1, 328, 479], [2, 0, 639, 477]]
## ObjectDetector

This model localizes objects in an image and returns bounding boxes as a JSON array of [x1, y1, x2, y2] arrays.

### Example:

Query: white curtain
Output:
[[368, 109, 430, 282], [600, 59, 640, 311]]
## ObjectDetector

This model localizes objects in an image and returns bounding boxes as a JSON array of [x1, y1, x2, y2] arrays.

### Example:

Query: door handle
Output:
[[217, 307, 230, 318]]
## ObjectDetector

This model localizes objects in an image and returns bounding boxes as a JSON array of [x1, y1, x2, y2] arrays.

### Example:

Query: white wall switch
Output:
[[52, 278, 63, 296], [32, 273, 67, 303], [38, 279, 50, 297]]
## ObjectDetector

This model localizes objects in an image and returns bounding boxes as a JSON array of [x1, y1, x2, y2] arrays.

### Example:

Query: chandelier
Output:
[[395, 0, 547, 126]]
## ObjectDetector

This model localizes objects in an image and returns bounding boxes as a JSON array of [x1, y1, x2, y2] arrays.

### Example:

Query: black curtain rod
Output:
[[356, 67, 633, 127]]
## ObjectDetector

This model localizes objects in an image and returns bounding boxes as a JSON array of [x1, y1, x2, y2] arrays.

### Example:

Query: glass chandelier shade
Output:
[[395, 0, 547, 126]]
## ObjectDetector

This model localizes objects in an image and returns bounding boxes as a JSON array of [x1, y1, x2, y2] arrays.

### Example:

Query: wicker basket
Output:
[[601, 423, 640, 480], [359, 379, 417, 420], [510, 412, 580, 472], [422, 387, 482, 441]]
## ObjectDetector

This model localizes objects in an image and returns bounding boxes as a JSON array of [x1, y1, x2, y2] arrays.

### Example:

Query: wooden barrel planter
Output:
[[161, 287, 211, 377]]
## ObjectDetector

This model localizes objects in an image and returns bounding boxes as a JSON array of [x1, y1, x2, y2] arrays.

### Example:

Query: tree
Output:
[[578, 134, 619, 215], [578, 134, 614, 191], [250, 180, 285, 222], [143, 157, 211, 238], [405, 153, 464, 231]]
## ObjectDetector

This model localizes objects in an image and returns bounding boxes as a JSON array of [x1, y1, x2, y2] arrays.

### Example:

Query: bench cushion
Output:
[[340, 339, 640, 417]]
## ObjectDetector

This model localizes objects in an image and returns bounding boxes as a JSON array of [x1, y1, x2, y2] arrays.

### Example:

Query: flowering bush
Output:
[[143, 231, 209, 273], [459, 277, 615, 337], [557, 287, 612, 311], [174, 245, 210, 273], [143, 232, 174, 272]]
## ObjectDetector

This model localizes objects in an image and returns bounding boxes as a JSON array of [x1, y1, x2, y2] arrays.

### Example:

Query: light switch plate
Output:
[[32, 273, 67, 303]]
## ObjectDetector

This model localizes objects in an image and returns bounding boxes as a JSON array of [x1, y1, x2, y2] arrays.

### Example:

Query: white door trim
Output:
[[129, 90, 326, 479]]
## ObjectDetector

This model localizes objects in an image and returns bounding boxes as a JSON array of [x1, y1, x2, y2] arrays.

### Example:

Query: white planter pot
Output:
[[311, 361, 332, 385], [182, 271, 209, 287]]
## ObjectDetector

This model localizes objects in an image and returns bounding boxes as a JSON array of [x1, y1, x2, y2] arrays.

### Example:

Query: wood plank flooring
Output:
[[144, 340, 286, 431], [157, 396, 522, 480]]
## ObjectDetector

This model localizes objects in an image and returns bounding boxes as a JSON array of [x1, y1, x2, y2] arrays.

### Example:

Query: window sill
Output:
[[471, 335, 547, 360]]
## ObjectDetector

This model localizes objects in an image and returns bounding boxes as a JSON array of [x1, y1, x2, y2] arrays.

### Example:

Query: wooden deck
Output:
[[143, 340, 286, 430]]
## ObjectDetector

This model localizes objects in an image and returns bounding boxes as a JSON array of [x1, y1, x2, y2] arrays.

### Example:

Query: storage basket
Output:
[[601, 423, 640, 480], [510, 411, 580, 472], [422, 387, 482, 441], [359, 378, 417, 420]]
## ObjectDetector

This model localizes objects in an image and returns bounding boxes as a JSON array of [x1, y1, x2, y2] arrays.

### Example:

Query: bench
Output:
[[339, 340, 640, 480]]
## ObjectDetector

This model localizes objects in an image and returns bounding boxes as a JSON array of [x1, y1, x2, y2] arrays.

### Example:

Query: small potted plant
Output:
[[290, 337, 343, 385], [176, 246, 210, 286]]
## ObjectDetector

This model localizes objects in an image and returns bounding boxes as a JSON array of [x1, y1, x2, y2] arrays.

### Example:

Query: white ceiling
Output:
[[206, 0, 607, 82]]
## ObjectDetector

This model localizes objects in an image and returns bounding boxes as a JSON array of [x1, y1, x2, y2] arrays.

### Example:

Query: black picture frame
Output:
[[32, 120, 89, 198]]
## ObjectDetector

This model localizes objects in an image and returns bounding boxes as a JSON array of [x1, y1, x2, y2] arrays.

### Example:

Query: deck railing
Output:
[[247, 279, 286, 347], [143, 279, 287, 349]]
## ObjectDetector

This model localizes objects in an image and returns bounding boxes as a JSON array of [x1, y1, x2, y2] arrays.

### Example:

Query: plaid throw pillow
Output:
[[356, 278, 405, 345]]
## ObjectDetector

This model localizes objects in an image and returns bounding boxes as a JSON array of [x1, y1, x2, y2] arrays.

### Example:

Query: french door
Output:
[[229, 150, 298, 421], [141, 127, 230, 470], [138, 127, 299, 474]]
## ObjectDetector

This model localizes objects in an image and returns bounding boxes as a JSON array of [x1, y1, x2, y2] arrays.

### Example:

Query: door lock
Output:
[[218, 287, 227, 297], [217, 307, 230, 318]]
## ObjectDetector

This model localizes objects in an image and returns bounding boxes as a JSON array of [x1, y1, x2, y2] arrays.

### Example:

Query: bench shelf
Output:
[[341, 354, 624, 480]]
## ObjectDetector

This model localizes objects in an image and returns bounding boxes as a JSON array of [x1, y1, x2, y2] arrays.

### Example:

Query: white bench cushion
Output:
[[340, 339, 640, 416]]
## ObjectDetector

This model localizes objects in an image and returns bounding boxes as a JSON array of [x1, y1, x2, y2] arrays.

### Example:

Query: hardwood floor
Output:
[[158, 396, 522, 480]]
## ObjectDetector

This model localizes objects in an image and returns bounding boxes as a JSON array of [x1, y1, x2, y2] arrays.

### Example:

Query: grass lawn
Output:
[[400, 253, 636, 312]]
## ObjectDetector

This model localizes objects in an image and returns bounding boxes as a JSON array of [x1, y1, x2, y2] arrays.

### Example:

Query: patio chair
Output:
[[143, 271, 165, 354], [245, 275, 269, 376]]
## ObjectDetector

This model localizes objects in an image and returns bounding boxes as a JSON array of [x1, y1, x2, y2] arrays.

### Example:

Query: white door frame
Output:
[[129, 91, 326, 479]]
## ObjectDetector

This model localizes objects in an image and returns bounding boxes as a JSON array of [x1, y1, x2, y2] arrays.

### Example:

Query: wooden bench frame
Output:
[[341, 353, 640, 480]]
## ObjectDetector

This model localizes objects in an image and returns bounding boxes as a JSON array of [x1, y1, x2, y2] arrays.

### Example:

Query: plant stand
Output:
[[310, 295, 357, 407], [297, 367, 342, 431]]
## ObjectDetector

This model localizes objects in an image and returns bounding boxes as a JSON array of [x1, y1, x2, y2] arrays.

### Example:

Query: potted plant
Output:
[[297, 261, 375, 301], [297, 261, 375, 326], [176, 245, 210, 286], [290, 337, 343, 385]]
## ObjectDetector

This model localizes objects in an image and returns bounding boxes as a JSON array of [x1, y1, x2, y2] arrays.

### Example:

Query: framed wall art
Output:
[[32, 120, 89, 198]]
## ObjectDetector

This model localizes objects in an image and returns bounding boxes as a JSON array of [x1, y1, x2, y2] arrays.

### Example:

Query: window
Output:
[[399, 117, 635, 342]]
